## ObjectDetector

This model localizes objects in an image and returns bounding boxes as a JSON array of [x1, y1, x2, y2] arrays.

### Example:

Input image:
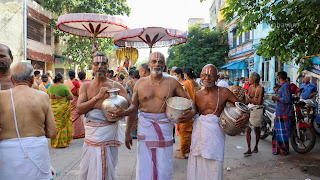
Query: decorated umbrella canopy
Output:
[[113, 27, 187, 53], [57, 13, 129, 53], [116, 47, 139, 65]]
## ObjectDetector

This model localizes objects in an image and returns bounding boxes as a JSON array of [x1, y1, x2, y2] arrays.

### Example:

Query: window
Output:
[[232, 28, 237, 48], [245, 31, 250, 43], [27, 18, 44, 43], [239, 33, 242, 45], [46, 26, 51, 45]]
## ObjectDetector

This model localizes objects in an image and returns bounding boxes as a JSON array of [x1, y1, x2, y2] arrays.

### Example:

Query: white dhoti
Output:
[[0, 136, 53, 180], [79, 109, 125, 180], [136, 112, 174, 180], [188, 114, 225, 180]]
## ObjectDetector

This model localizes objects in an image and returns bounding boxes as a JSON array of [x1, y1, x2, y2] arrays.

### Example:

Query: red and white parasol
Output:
[[57, 13, 129, 53], [113, 27, 187, 53]]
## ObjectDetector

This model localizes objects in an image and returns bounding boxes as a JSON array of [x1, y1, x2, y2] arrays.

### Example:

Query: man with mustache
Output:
[[187, 64, 249, 180], [109, 52, 196, 180], [77, 52, 135, 179], [0, 44, 14, 90]]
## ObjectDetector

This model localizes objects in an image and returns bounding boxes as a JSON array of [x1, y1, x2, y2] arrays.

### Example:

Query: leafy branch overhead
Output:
[[37, 0, 131, 70], [222, 0, 320, 70], [167, 25, 229, 76]]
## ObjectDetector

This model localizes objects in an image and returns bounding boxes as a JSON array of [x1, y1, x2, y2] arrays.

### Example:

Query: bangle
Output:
[[93, 97, 97, 102]]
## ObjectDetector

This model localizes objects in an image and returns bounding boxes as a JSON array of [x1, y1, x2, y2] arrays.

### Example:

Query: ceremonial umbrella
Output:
[[57, 13, 129, 53], [113, 27, 187, 54]]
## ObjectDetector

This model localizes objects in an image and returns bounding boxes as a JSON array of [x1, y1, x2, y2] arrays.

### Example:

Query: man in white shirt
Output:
[[217, 72, 229, 88]]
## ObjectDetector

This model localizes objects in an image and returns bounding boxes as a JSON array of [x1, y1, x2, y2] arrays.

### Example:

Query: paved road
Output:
[[50, 132, 320, 180]]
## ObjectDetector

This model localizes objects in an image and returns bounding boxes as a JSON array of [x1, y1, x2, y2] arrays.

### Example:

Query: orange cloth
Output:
[[182, 80, 196, 101], [177, 79, 195, 154]]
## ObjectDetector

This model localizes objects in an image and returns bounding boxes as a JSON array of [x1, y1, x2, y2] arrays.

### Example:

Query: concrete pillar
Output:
[[259, 56, 263, 78], [270, 57, 276, 93]]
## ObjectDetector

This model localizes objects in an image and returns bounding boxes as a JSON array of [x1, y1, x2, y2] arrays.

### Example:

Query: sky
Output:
[[116, 0, 213, 63]]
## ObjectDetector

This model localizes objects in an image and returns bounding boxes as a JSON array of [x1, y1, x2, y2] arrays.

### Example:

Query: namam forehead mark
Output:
[[94, 56, 107, 62], [150, 52, 165, 61], [202, 64, 217, 75]]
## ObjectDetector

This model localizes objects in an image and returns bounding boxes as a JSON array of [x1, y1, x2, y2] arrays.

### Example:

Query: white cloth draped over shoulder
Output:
[[136, 111, 174, 180], [0, 136, 53, 180], [79, 109, 125, 180], [188, 114, 225, 180]]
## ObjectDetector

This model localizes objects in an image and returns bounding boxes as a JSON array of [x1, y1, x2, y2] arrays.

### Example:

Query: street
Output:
[[49, 131, 320, 180]]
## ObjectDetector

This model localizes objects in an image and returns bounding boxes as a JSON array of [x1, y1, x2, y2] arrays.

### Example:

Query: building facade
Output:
[[0, 0, 75, 78], [220, 16, 254, 81]]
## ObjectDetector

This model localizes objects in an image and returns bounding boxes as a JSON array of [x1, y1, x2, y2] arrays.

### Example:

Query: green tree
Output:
[[167, 25, 229, 76], [38, 0, 131, 70], [222, 0, 320, 71]]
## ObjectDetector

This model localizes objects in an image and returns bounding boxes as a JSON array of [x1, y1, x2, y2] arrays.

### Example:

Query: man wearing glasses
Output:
[[77, 52, 134, 179], [109, 52, 196, 180], [187, 64, 249, 180]]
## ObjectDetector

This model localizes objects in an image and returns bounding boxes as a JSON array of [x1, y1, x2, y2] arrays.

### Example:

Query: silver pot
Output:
[[166, 97, 192, 124], [219, 102, 250, 136], [101, 88, 128, 122]]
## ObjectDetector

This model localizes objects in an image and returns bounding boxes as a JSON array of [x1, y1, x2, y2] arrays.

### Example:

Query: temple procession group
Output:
[[0, 43, 317, 180]]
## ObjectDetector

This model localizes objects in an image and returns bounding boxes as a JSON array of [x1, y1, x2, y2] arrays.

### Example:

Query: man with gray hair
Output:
[[0, 44, 14, 90], [109, 51, 196, 180], [77, 52, 135, 179], [0, 62, 57, 179], [138, 62, 150, 77], [299, 75, 317, 100], [217, 72, 229, 88], [244, 72, 264, 155]]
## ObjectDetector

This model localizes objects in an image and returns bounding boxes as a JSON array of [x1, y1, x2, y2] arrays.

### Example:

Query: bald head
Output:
[[149, 51, 165, 62], [11, 62, 34, 83], [201, 64, 218, 87], [202, 64, 218, 76], [0, 44, 12, 59]]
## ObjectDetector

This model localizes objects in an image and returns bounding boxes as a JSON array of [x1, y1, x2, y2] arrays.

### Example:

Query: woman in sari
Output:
[[78, 71, 88, 85], [174, 67, 196, 159], [65, 70, 85, 139], [229, 77, 246, 106], [39, 74, 51, 94], [48, 72, 74, 148], [125, 70, 140, 99]]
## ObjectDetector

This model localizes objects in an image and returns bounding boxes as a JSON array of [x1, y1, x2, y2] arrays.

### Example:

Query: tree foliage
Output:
[[222, 0, 320, 71], [37, 0, 131, 70], [167, 25, 229, 76]]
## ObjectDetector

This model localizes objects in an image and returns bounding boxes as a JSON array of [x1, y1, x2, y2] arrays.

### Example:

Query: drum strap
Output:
[[10, 88, 50, 174], [158, 76, 170, 113]]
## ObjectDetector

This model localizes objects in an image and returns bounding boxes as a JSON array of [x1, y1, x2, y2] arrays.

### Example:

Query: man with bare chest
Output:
[[244, 72, 264, 155], [187, 64, 249, 180], [77, 52, 134, 180], [0, 44, 14, 90], [0, 62, 57, 179], [110, 52, 196, 180]]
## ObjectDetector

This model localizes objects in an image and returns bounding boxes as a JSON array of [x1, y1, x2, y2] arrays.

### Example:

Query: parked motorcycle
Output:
[[260, 100, 276, 140], [260, 97, 316, 154], [291, 97, 316, 154]]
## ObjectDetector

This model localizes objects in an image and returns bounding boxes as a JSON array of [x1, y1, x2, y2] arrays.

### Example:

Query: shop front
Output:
[[54, 55, 75, 79]]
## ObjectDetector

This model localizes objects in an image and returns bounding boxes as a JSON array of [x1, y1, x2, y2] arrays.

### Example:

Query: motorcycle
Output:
[[260, 97, 316, 154], [291, 97, 316, 154], [260, 100, 276, 140]]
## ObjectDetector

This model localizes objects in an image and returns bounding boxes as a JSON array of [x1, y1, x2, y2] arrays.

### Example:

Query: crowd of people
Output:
[[0, 42, 317, 180]]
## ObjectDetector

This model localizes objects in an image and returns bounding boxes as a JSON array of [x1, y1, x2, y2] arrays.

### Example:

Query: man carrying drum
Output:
[[187, 64, 249, 180], [109, 52, 196, 180], [244, 72, 264, 155]]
